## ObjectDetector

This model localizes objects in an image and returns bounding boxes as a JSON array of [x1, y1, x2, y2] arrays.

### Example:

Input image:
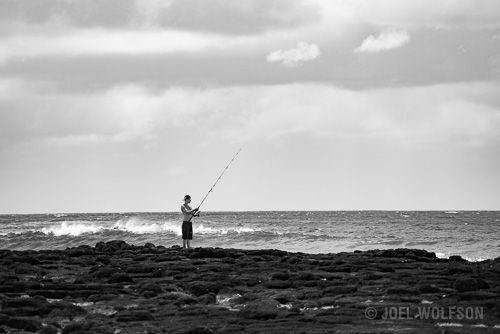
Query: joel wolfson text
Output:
[[365, 306, 484, 320]]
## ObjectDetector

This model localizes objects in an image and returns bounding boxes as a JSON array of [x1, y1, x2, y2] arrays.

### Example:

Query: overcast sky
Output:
[[1, 0, 500, 213]]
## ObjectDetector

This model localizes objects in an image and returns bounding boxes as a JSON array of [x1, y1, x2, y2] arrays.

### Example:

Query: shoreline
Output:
[[1, 240, 499, 333]]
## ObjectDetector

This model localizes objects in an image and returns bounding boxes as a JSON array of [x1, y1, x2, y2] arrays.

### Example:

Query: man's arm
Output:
[[181, 205, 198, 215]]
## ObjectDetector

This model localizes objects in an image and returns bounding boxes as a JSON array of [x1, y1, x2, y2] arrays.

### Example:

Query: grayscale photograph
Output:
[[1, 1, 499, 332]]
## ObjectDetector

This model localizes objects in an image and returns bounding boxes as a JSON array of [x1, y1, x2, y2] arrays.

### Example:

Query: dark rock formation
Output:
[[0, 242, 499, 333]]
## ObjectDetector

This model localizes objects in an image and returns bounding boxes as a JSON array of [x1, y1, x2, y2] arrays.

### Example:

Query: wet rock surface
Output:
[[0, 241, 498, 333]]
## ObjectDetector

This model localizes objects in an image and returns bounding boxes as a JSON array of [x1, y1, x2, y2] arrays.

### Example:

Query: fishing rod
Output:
[[188, 148, 241, 222]]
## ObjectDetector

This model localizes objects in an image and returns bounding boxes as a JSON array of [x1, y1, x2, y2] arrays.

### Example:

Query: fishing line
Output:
[[189, 148, 241, 222]]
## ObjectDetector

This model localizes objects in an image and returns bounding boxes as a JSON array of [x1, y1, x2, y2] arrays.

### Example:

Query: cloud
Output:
[[197, 82, 500, 146], [0, 84, 168, 148], [139, 0, 321, 34], [4, 83, 500, 147], [0, 0, 135, 28], [4, 0, 500, 36], [354, 30, 410, 53], [2, 79, 500, 151], [2, 1, 499, 92], [0, 0, 320, 34], [322, 0, 500, 30], [266, 42, 321, 67], [0, 28, 231, 62]]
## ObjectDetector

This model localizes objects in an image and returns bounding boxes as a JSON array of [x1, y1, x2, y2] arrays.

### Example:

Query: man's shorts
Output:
[[182, 221, 193, 240]]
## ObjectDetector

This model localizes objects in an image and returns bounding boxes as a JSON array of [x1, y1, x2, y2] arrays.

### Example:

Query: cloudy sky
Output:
[[1, 0, 500, 214]]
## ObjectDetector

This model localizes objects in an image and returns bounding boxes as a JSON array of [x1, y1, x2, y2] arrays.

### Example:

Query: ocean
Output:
[[0, 211, 499, 262]]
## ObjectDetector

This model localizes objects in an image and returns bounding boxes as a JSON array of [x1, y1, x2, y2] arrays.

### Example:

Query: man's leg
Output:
[[188, 222, 193, 248], [182, 221, 187, 248]]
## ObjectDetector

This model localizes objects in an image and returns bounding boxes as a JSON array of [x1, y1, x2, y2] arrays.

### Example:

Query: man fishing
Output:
[[179, 149, 241, 248], [181, 195, 198, 248]]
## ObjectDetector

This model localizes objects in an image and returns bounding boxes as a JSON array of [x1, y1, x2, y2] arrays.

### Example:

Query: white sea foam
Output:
[[195, 224, 259, 235], [464, 256, 487, 262], [41, 221, 103, 236], [110, 218, 259, 236], [41, 218, 181, 237], [40, 217, 262, 237], [405, 241, 439, 246], [219, 226, 259, 234], [435, 251, 485, 262], [109, 218, 260, 236], [112, 217, 180, 235]]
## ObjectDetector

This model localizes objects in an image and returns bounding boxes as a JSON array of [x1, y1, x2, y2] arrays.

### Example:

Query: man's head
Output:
[[184, 195, 191, 203]]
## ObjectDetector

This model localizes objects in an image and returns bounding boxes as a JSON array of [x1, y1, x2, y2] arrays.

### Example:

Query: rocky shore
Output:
[[0, 241, 499, 333]]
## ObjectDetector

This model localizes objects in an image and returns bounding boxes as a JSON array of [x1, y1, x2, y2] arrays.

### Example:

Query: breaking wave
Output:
[[41, 221, 104, 236], [37, 218, 261, 238]]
